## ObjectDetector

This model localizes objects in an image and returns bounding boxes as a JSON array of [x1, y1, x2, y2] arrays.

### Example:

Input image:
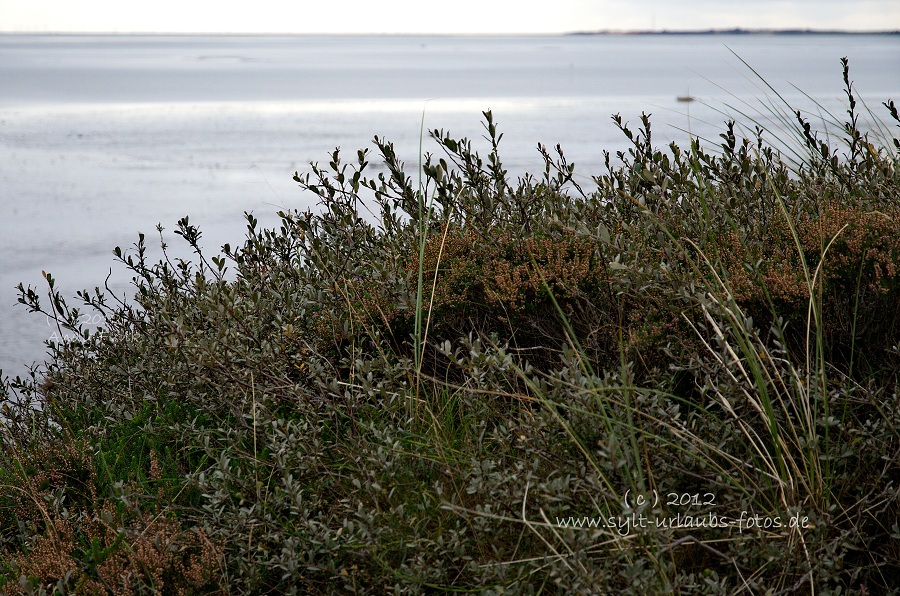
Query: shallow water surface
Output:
[[1, 33, 898, 377]]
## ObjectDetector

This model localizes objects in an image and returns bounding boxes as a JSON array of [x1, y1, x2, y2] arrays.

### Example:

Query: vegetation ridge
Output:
[[1, 59, 899, 594]]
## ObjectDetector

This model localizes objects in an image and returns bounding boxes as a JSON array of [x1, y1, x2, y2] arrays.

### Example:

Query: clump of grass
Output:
[[2, 59, 899, 594]]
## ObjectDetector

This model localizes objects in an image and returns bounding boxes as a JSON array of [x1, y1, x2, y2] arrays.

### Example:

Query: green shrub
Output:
[[2, 60, 899, 594]]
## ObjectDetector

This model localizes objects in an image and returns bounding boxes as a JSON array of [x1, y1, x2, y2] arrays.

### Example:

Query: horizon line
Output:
[[1, 28, 898, 36]]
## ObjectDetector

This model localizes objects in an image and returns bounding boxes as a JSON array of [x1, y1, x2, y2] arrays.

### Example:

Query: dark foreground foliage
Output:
[[2, 61, 899, 594]]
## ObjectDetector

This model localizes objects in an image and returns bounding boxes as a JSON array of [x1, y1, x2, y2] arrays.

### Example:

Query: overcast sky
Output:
[[1, 0, 898, 34]]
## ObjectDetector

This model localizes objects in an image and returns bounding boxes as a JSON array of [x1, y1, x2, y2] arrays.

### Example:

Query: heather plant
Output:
[[2, 60, 899, 594]]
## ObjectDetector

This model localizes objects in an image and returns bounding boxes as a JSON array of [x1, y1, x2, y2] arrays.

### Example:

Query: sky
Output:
[[0, 0, 898, 34]]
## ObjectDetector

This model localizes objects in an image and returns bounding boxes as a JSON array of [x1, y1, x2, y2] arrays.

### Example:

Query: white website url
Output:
[[555, 511, 808, 536]]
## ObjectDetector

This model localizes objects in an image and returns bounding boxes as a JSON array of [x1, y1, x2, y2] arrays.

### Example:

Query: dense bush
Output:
[[2, 61, 899, 594]]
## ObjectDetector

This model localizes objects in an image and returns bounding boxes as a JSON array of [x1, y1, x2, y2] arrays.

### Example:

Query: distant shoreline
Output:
[[568, 28, 900, 36]]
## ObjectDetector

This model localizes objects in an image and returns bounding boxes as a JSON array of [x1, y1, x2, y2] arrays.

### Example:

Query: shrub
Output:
[[2, 60, 899, 594]]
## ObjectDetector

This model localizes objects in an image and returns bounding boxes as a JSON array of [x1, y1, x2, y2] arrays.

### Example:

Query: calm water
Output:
[[1, 33, 898, 377]]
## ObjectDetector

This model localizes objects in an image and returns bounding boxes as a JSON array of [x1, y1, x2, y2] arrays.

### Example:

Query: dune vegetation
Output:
[[2, 59, 899, 594]]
